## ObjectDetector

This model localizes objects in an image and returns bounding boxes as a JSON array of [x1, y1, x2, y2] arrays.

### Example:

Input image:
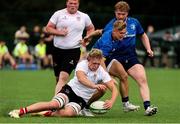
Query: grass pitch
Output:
[[0, 68, 180, 123]]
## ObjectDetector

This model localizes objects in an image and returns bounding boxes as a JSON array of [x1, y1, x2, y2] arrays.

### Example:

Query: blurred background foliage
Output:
[[0, 0, 179, 50]]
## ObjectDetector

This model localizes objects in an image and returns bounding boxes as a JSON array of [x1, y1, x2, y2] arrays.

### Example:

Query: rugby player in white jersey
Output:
[[9, 49, 118, 118], [46, 0, 95, 94]]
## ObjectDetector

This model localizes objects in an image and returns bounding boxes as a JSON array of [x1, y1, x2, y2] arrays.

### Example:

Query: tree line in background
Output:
[[1, 0, 179, 14], [0, 0, 179, 49]]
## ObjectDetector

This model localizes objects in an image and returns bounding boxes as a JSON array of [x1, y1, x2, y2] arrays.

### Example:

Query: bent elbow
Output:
[[45, 26, 50, 33], [78, 77, 84, 83]]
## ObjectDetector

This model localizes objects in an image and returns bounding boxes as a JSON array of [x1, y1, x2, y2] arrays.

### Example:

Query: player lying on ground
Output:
[[9, 49, 118, 118]]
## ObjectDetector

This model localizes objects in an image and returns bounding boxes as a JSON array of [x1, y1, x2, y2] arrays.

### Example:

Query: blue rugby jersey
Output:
[[103, 17, 145, 60], [93, 30, 114, 58]]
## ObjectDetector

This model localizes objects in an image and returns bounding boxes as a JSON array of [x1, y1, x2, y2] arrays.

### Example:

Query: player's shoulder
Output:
[[76, 60, 88, 72], [101, 30, 113, 40], [53, 9, 66, 15], [127, 17, 140, 23], [77, 11, 90, 17], [78, 59, 88, 66]]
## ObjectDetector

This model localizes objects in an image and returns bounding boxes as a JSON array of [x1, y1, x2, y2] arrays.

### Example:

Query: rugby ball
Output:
[[89, 101, 108, 114]]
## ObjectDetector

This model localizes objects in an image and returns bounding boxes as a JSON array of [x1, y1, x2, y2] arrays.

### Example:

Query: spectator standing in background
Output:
[[142, 25, 155, 67], [41, 26, 54, 68], [14, 26, 29, 45], [174, 31, 180, 68], [161, 31, 174, 67], [46, 0, 95, 94], [29, 25, 41, 55]]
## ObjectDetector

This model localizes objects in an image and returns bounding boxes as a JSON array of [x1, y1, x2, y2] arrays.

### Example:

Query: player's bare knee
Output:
[[65, 102, 81, 116], [119, 73, 128, 83], [137, 76, 147, 85]]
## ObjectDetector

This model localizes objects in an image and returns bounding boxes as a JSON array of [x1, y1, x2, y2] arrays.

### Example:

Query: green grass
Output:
[[0, 68, 180, 123]]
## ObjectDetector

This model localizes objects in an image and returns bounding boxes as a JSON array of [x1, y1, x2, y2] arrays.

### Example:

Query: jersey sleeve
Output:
[[49, 11, 59, 25], [135, 19, 144, 35], [75, 60, 88, 73], [93, 31, 113, 57], [84, 14, 93, 27]]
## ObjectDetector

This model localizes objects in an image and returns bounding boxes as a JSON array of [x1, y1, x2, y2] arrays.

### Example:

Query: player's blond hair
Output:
[[114, 1, 130, 12], [87, 49, 103, 60], [113, 20, 126, 31]]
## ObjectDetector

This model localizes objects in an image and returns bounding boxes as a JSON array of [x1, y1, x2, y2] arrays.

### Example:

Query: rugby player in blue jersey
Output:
[[86, 1, 157, 116], [84, 21, 140, 113]]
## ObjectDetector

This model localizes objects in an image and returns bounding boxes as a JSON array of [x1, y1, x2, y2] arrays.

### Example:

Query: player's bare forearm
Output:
[[46, 22, 68, 36], [141, 33, 151, 50], [87, 29, 103, 39], [106, 80, 118, 105], [86, 24, 95, 36], [76, 71, 96, 89], [141, 33, 154, 57], [82, 29, 103, 46], [46, 27, 68, 36]]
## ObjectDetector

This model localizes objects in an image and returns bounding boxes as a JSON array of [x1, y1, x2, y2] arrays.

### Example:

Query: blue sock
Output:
[[144, 101, 150, 110]]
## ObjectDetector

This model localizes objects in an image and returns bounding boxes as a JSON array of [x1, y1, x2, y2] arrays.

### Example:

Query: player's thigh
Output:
[[109, 60, 127, 78], [127, 64, 147, 82]]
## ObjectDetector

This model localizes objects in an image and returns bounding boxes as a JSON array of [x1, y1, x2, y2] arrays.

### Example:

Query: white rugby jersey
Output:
[[49, 8, 93, 49], [68, 60, 112, 102]]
